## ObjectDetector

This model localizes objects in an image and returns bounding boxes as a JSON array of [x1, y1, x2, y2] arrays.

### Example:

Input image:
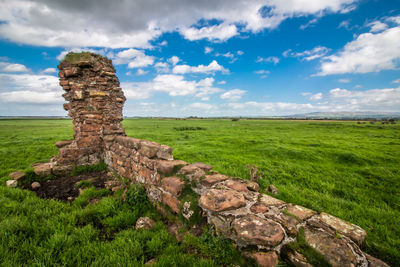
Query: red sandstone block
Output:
[[60, 80, 69, 86], [138, 167, 151, 182], [81, 124, 101, 132], [77, 136, 102, 148], [162, 193, 181, 213], [139, 141, 160, 158], [115, 136, 141, 150]]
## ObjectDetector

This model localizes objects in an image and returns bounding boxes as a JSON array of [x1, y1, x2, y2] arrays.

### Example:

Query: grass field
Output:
[[1, 119, 399, 265]]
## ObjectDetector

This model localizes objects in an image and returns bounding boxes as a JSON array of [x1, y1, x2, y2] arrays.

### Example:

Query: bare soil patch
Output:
[[25, 171, 110, 201]]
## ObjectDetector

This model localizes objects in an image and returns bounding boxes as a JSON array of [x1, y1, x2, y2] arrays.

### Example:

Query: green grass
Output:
[[0, 118, 399, 265]]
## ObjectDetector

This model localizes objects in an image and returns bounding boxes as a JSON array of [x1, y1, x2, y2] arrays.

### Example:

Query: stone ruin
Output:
[[28, 53, 388, 267]]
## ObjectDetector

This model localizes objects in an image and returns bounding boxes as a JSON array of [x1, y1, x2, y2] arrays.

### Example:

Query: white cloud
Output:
[[327, 87, 400, 111], [237, 50, 244, 56], [256, 56, 280, 64], [317, 21, 400, 76], [0, 0, 358, 48], [301, 92, 312, 96], [180, 23, 238, 42], [309, 92, 323, 100], [172, 60, 228, 74], [122, 74, 222, 100], [168, 56, 180, 65], [300, 18, 318, 30], [220, 89, 246, 101], [0, 62, 29, 72], [368, 21, 388, 33], [205, 47, 213, 54], [121, 82, 154, 100], [0, 73, 62, 104], [128, 56, 154, 68], [218, 80, 226, 85], [283, 46, 330, 61], [159, 40, 168, 46], [392, 79, 400, 84], [254, 69, 270, 78], [136, 69, 148, 76], [338, 78, 350, 83], [216, 52, 235, 59], [338, 19, 352, 30], [109, 48, 154, 68], [0, 90, 62, 104], [41, 68, 57, 74], [189, 102, 214, 110]]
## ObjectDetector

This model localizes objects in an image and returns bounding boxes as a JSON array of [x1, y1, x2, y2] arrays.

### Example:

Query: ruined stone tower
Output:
[[28, 52, 388, 267], [56, 52, 126, 166]]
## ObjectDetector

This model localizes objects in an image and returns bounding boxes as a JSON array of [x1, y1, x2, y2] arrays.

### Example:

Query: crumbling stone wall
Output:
[[58, 53, 125, 166], [32, 53, 388, 267]]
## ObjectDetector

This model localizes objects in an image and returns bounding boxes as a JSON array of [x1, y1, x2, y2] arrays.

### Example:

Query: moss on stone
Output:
[[62, 52, 107, 64]]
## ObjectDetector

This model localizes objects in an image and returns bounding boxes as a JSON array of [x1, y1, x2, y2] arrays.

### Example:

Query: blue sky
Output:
[[0, 0, 399, 117]]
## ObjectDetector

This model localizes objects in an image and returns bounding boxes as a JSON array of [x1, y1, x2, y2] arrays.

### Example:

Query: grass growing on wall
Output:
[[0, 118, 399, 265]]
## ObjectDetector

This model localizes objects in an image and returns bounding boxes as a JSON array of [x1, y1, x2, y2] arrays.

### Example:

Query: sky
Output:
[[0, 0, 399, 117]]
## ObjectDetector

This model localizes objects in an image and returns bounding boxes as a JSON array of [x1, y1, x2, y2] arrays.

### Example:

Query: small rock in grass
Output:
[[182, 201, 194, 220], [145, 258, 157, 266], [31, 182, 41, 190], [6, 180, 18, 188], [67, 196, 74, 201], [268, 184, 279, 195], [136, 217, 155, 230], [9, 171, 25, 181]]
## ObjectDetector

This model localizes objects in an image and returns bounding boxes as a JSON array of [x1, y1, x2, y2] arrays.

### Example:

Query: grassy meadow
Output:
[[0, 119, 399, 265]]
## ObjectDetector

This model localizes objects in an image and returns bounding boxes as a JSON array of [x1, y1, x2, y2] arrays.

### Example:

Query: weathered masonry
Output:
[[32, 53, 388, 267]]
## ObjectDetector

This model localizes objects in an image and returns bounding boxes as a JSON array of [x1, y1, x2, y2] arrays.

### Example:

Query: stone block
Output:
[[202, 173, 229, 187], [161, 176, 185, 197], [155, 160, 187, 175], [156, 145, 173, 160], [33, 162, 52, 178], [139, 141, 160, 158], [6, 180, 18, 188], [199, 189, 246, 212], [162, 193, 181, 213], [232, 214, 285, 248], [55, 140, 73, 148], [318, 212, 366, 246], [9, 171, 25, 181], [258, 194, 285, 206], [224, 179, 249, 192], [286, 204, 316, 221]]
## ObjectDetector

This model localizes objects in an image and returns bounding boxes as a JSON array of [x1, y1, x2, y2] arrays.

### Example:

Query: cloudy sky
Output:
[[0, 0, 399, 117]]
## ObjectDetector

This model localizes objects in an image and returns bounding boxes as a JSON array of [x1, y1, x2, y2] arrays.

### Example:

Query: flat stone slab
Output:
[[33, 162, 52, 178], [318, 212, 366, 246], [55, 140, 73, 148], [303, 226, 359, 267], [232, 214, 285, 247], [286, 204, 317, 221], [199, 189, 246, 212], [156, 160, 186, 174], [161, 176, 185, 197], [202, 174, 229, 187], [178, 165, 205, 181], [224, 179, 249, 192], [191, 162, 212, 171], [162, 193, 181, 213], [259, 194, 285, 206], [9, 171, 25, 181]]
